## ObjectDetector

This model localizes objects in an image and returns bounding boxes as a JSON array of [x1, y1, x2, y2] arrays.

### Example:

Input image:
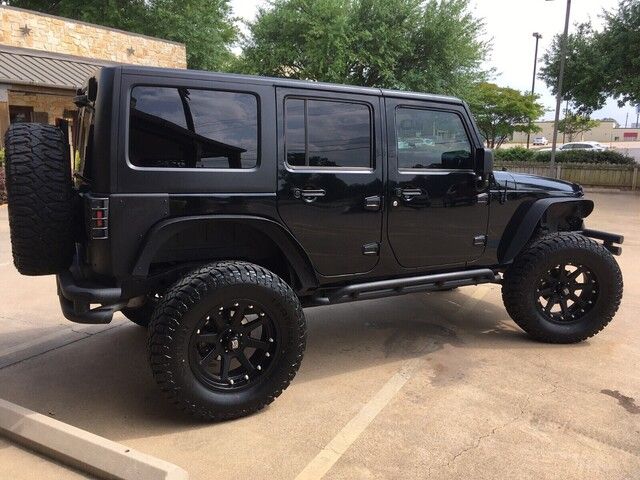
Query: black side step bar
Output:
[[305, 268, 500, 307], [581, 229, 624, 255]]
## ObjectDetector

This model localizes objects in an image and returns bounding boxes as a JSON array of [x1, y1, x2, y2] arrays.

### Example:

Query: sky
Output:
[[228, 0, 638, 126]]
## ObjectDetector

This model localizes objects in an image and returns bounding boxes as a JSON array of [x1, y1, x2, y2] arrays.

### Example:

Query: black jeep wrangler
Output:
[[4, 66, 623, 420]]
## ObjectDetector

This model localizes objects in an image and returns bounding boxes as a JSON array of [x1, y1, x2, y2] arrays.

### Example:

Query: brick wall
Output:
[[0, 5, 186, 68]]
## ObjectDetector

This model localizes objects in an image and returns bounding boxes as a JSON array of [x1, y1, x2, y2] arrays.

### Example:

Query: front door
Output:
[[276, 89, 383, 277], [386, 99, 489, 269]]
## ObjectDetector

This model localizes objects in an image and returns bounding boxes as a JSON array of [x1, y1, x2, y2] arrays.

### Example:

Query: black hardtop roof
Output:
[[112, 65, 464, 106]]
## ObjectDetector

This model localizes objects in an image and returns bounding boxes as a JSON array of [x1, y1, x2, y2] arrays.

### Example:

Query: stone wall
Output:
[[0, 5, 186, 68], [7, 90, 76, 124]]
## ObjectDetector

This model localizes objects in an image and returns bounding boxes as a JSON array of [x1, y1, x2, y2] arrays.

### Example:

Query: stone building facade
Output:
[[0, 5, 187, 147], [0, 6, 186, 68]]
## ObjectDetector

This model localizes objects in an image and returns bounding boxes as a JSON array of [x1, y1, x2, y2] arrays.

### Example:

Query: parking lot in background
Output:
[[0, 190, 639, 480]]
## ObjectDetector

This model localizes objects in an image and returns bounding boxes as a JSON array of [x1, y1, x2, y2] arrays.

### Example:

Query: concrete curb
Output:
[[0, 398, 188, 480]]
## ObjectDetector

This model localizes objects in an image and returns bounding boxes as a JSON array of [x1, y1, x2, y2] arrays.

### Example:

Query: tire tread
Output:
[[148, 261, 306, 420]]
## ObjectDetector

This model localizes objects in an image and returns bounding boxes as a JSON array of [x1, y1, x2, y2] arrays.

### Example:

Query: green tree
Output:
[[467, 82, 544, 149], [557, 114, 600, 142], [8, 0, 238, 70], [238, 0, 489, 96], [539, 0, 640, 112]]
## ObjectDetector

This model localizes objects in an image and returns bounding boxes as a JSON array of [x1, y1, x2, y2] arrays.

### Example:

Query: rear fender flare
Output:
[[499, 198, 594, 264], [132, 215, 318, 293]]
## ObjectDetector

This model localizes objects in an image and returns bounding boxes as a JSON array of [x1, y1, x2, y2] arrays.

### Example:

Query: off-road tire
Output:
[[148, 262, 306, 420], [502, 232, 622, 343], [4, 123, 75, 275]]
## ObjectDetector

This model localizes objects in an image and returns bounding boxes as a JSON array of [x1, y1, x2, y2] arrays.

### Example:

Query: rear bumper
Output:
[[56, 270, 125, 324]]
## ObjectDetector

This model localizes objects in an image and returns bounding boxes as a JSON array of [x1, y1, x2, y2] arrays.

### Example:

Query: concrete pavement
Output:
[[0, 192, 638, 479]]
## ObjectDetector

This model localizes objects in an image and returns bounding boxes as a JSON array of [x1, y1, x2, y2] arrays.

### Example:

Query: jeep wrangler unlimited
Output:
[[3, 66, 623, 420]]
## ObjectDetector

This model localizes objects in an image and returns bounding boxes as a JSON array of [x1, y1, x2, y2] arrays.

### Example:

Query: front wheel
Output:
[[502, 232, 622, 343], [148, 262, 306, 420]]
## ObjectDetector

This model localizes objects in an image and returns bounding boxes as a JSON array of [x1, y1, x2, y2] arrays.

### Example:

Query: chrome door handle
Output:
[[476, 192, 489, 205], [394, 188, 423, 201], [292, 187, 326, 203]]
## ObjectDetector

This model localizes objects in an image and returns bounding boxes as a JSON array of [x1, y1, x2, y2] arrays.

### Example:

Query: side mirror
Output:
[[475, 148, 494, 179]]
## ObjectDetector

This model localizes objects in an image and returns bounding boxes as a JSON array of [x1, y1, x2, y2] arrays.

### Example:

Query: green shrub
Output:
[[0, 148, 4, 168], [495, 147, 636, 165], [494, 146, 536, 162], [532, 149, 636, 164]]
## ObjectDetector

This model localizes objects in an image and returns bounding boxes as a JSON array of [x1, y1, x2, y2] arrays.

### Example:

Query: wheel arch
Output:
[[498, 198, 594, 265], [132, 215, 318, 294]]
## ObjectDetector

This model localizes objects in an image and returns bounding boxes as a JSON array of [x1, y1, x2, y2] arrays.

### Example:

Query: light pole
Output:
[[526, 32, 543, 149], [549, 0, 572, 169]]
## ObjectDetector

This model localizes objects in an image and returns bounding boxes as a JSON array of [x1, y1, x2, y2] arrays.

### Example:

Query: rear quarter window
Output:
[[128, 86, 259, 169]]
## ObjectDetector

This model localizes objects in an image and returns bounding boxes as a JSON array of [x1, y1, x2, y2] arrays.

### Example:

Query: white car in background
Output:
[[532, 136, 548, 145], [538, 141, 607, 152]]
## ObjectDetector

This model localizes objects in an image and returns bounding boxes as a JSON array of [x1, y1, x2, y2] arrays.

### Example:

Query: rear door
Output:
[[276, 88, 383, 277]]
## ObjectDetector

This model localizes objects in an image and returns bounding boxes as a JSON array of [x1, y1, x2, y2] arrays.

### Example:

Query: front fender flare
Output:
[[131, 215, 318, 293], [499, 198, 594, 264]]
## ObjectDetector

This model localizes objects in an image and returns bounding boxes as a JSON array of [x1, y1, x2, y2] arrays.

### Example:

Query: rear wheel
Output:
[[148, 262, 306, 420], [4, 123, 75, 275], [502, 233, 622, 343]]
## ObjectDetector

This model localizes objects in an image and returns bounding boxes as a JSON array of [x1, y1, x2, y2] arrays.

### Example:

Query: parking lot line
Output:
[[295, 357, 423, 480], [296, 287, 492, 480]]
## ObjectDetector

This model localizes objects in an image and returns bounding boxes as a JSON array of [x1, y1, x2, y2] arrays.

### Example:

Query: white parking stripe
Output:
[[295, 358, 422, 480], [295, 286, 492, 480]]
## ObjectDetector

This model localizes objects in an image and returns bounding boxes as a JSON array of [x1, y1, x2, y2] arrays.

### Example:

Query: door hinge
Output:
[[362, 242, 380, 256], [473, 235, 487, 246]]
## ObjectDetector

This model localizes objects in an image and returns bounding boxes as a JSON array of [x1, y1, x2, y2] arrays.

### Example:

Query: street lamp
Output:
[[548, 0, 572, 169], [526, 32, 543, 149]]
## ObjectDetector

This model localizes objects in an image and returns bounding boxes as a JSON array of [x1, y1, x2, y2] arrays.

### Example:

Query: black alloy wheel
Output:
[[502, 232, 622, 343], [148, 261, 306, 420], [535, 263, 598, 324], [189, 300, 279, 390]]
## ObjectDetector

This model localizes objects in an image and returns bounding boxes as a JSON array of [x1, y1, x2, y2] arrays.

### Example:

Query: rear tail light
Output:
[[89, 197, 109, 239]]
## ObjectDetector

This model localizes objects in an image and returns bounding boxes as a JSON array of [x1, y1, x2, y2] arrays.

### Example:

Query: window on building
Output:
[[129, 86, 258, 169], [9, 106, 33, 123], [285, 98, 372, 168], [396, 108, 472, 170]]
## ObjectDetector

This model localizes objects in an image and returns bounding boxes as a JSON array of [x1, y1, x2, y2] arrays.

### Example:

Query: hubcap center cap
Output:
[[228, 336, 240, 350]]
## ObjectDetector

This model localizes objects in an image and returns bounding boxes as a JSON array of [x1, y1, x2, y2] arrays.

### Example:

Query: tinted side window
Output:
[[396, 108, 472, 170], [285, 98, 371, 168], [129, 86, 258, 169]]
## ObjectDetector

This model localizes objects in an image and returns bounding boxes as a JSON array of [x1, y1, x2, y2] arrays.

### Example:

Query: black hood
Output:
[[493, 170, 583, 196]]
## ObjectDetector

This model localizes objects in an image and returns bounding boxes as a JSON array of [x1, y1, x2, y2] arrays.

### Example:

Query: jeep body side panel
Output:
[[275, 87, 384, 277], [383, 96, 489, 269], [471, 172, 589, 267], [132, 214, 318, 291], [83, 66, 595, 302]]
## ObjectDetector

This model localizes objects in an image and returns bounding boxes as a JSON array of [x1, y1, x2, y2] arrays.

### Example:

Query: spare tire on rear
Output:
[[4, 123, 76, 275]]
